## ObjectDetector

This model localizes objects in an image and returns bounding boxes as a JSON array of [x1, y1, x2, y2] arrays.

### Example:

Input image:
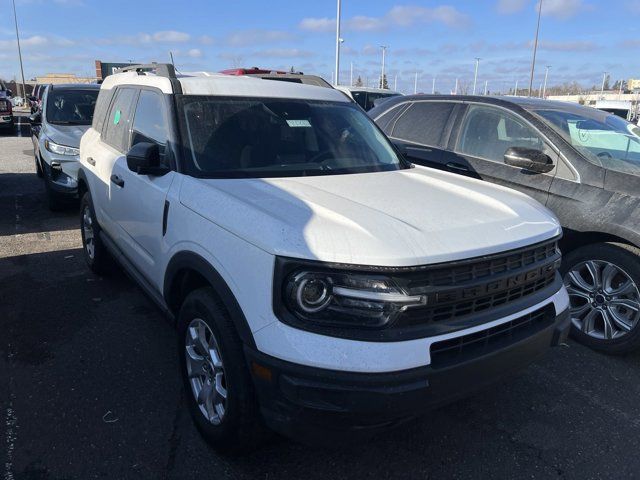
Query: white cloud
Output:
[[186, 48, 202, 58], [151, 31, 190, 43], [299, 4, 469, 33], [0, 35, 74, 50], [496, 0, 528, 14], [299, 17, 335, 32], [538, 0, 588, 19], [253, 48, 315, 59]]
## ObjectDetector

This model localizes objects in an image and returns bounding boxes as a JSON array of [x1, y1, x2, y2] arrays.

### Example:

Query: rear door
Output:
[[387, 101, 458, 171], [450, 103, 559, 205], [87, 86, 138, 238], [109, 88, 176, 279]]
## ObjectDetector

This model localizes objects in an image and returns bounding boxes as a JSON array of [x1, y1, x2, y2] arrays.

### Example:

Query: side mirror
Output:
[[6, 90, 12, 97], [29, 112, 41, 125], [126, 142, 169, 176], [504, 147, 554, 174]]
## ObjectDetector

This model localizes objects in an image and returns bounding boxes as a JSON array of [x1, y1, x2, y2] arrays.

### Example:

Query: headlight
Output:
[[45, 139, 79, 156], [282, 268, 426, 329]]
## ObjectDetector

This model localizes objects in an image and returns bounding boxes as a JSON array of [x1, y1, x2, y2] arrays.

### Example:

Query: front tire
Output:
[[562, 242, 640, 354], [35, 155, 43, 178], [80, 192, 110, 275], [178, 287, 264, 452]]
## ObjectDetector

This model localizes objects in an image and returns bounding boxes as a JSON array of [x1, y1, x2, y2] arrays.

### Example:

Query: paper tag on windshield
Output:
[[286, 119, 311, 128]]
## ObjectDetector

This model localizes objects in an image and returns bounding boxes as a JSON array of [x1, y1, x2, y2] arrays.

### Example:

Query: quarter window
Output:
[[103, 87, 138, 152], [457, 105, 551, 164], [391, 102, 454, 146]]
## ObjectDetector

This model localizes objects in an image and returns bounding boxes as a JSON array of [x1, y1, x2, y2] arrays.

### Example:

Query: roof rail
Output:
[[117, 63, 177, 79]]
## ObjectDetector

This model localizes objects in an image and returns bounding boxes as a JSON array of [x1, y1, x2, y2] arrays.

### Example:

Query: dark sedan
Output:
[[370, 95, 640, 354]]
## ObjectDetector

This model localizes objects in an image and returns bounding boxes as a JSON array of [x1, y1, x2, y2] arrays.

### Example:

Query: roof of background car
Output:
[[49, 83, 101, 90], [368, 93, 611, 119], [100, 71, 349, 102]]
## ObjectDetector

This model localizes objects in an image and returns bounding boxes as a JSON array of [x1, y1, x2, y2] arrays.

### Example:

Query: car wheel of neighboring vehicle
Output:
[[178, 287, 264, 452], [80, 192, 110, 275], [562, 242, 640, 354]]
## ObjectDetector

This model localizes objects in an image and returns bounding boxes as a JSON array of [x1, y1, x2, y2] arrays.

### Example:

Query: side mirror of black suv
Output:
[[504, 147, 554, 174], [29, 112, 42, 125], [126, 142, 169, 176]]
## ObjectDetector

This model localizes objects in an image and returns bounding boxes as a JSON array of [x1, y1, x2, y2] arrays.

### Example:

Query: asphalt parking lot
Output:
[[1, 116, 640, 480]]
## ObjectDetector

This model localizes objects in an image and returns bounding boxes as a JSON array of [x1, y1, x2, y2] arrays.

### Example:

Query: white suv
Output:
[[78, 64, 570, 450]]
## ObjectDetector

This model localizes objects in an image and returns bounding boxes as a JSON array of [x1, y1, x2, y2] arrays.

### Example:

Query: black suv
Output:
[[370, 95, 640, 354]]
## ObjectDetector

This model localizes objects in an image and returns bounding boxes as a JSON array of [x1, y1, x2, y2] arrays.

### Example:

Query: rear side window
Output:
[[103, 87, 138, 152], [131, 90, 170, 165], [374, 103, 410, 134], [92, 89, 114, 133], [391, 102, 454, 146]]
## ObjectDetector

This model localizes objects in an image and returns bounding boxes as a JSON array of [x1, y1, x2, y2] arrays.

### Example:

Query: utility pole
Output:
[[334, 0, 342, 85], [542, 65, 550, 98], [380, 45, 388, 89], [11, 0, 27, 101], [601, 72, 608, 96], [414, 71, 418, 94], [528, 0, 543, 96], [484, 80, 488, 96], [473, 57, 481, 95]]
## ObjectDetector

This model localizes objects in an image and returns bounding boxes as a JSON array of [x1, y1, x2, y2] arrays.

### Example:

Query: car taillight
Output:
[[0, 100, 10, 113]]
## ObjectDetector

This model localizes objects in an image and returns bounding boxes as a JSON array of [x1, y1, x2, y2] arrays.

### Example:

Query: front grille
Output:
[[396, 239, 560, 327], [430, 305, 555, 368]]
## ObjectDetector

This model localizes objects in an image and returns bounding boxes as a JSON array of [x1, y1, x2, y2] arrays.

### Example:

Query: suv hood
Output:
[[44, 124, 90, 148], [180, 167, 561, 266]]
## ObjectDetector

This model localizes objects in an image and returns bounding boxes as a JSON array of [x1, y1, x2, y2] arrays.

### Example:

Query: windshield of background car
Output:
[[45, 89, 99, 125], [180, 97, 406, 178], [535, 107, 640, 175]]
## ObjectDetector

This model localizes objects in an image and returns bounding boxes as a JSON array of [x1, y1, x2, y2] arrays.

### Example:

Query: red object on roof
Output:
[[220, 67, 289, 76]]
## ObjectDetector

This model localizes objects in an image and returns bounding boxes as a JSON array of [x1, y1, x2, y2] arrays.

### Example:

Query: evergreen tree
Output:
[[379, 74, 389, 90], [354, 75, 364, 87]]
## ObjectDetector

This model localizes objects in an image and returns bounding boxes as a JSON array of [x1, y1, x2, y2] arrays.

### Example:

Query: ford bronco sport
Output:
[[78, 64, 570, 450]]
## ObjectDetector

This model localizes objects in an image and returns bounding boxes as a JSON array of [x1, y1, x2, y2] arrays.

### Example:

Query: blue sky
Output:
[[1, 0, 639, 94]]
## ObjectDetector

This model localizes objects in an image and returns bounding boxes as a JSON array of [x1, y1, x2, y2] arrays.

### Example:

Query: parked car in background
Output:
[[31, 83, 100, 210], [335, 86, 402, 111], [221, 67, 332, 88], [77, 64, 569, 451], [0, 96, 13, 131], [370, 95, 640, 354]]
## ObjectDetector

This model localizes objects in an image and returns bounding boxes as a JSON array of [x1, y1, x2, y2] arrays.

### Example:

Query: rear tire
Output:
[[80, 192, 110, 275], [178, 287, 265, 453], [562, 242, 640, 354]]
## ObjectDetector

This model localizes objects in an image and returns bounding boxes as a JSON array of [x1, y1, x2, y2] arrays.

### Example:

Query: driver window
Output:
[[457, 105, 554, 170]]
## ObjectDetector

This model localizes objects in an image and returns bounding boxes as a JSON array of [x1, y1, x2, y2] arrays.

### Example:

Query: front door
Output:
[[450, 104, 558, 205]]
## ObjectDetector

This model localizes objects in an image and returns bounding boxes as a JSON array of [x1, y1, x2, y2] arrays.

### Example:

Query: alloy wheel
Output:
[[82, 206, 95, 260], [185, 318, 227, 425], [564, 260, 640, 340]]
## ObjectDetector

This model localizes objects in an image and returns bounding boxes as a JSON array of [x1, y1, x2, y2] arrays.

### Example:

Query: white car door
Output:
[[109, 88, 176, 283], [86, 87, 138, 239]]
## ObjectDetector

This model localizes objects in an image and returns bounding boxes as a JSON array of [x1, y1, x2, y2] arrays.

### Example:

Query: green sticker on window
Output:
[[113, 110, 121, 125]]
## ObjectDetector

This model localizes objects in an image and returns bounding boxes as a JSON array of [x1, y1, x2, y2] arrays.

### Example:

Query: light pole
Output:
[[334, 0, 342, 85], [394, 73, 398, 91], [454, 78, 459, 95], [473, 57, 481, 95], [514, 79, 519, 96], [11, 0, 27, 101], [432, 77, 436, 94], [542, 65, 550, 98], [380, 45, 388, 89], [601, 72, 608, 96], [414, 71, 418, 94], [484, 80, 488, 96], [528, 0, 543, 96]]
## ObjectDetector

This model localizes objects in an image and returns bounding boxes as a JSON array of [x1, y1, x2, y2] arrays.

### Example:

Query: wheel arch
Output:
[[561, 227, 639, 254], [164, 251, 255, 348], [77, 167, 89, 199]]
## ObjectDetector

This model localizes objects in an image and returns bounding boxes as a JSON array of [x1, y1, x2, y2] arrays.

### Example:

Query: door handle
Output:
[[446, 162, 469, 172], [110, 174, 125, 187], [87, 157, 95, 166]]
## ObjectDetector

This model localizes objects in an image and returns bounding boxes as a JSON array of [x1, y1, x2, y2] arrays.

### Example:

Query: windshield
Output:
[[45, 89, 98, 125], [535, 107, 640, 175], [180, 97, 406, 178]]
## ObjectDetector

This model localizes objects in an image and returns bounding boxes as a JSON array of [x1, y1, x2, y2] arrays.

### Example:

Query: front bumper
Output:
[[247, 305, 570, 444], [42, 158, 79, 198]]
